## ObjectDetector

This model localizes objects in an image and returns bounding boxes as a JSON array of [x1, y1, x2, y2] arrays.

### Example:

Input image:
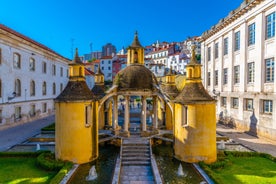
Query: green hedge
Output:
[[41, 123, 55, 131], [50, 162, 73, 184], [0, 151, 49, 158], [36, 152, 64, 171]]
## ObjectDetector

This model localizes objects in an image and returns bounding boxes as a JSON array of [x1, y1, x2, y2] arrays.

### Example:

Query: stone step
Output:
[[122, 161, 151, 166], [122, 145, 149, 149], [122, 157, 150, 162], [122, 153, 150, 157], [122, 149, 149, 154]]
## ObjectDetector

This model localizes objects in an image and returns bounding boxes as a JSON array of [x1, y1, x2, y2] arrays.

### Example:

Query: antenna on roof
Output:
[[71, 38, 75, 59]]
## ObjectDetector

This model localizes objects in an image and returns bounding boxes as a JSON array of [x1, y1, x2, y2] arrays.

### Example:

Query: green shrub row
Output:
[[36, 152, 64, 171], [0, 151, 49, 157], [41, 123, 55, 131], [50, 162, 73, 184]]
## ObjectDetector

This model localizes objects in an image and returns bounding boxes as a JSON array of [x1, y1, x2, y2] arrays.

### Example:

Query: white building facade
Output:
[[100, 56, 113, 81], [201, 0, 276, 140], [0, 24, 69, 126]]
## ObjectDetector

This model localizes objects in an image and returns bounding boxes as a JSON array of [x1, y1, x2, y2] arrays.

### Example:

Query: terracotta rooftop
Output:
[[0, 24, 69, 61], [85, 68, 95, 76], [101, 56, 113, 59]]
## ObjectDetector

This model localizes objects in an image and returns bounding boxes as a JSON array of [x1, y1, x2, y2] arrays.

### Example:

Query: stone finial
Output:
[[131, 31, 142, 47], [189, 45, 198, 65], [73, 48, 82, 64]]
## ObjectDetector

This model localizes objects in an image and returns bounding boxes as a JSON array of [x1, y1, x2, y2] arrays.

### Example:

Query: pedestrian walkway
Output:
[[217, 123, 276, 157], [0, 115, 54, 151]]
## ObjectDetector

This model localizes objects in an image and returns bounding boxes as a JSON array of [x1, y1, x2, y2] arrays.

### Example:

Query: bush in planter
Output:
[[36, 152, 64, 171]]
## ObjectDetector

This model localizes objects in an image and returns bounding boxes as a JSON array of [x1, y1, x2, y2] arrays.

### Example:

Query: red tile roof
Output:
[[0, 24, 69, 61], [85, 68, 95, 75], [101, 56, 113, 59]]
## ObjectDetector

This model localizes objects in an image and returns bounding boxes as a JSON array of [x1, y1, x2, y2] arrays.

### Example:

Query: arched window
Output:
[[0, 48, 2, 65], [15, 79, 21, 96], [13, 53, 21, 69], [0, 79, 2, 98], [30, 80, 35, 96], [29, 58, 35, 71], [53, 83, 56, 95], [42, 82, 47, 96]]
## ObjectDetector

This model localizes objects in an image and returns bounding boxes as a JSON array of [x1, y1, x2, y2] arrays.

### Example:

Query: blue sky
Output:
[[0, 0, 241, 59]]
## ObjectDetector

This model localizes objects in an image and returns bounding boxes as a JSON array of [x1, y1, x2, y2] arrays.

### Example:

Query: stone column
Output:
[[108, 102, 113, 126], [113, 95, 118, 130], [142, 96, 147, 131], [153, 96, 158, 129], [124, 96, 130, 132]]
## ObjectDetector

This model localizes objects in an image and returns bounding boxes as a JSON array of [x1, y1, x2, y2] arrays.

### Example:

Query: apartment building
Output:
[[201, 0, 276, 140], [0, 24, 69, 126]]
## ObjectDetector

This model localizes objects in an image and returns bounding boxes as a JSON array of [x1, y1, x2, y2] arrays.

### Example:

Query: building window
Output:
[[102, 67, 104, 70], [223, 37, 228, 55], [266, 12, 275, 39], [234, 31, 240, 51], [42, 82, 47, 96], [30, 80, 35, 96], [214, 70, 218, 86], [0, 48, 2, 65], [42, 62, 47, 73], [245, 98, 253, 111], [248, 23, 255, 45], [207, 72, 211, 86], [265, 58, 274, 83], [248, 62, 255, 83], [42, 103, 47, 113], [223, 68, 228, 85], [30, 104, 36, 117], [60, 83, 63, 93], [207, 47, 211, 61], [29, 58, 35, 71], [15, 106, 21, 120], [221, 97, 227, 107], [108, 60, 111, 64], [262, 100, 273, 114], [13, 53, 21, 69], [108, 66, 111, 70], [182, 106, 188, 126], [52, 64, 56, 76], [0, 79, 2, 98], [53, 83, 56, 95], [85, 105, 92, 127], [15, 79, 21, 97], [234, 65, 240, 84], [0, 109, 2, 124], [60, 67, 63, 77], [231, 97, 239, 109], [215, 42, 219, 59]]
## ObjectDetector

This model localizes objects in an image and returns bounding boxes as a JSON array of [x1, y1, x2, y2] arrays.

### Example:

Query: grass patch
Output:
[[200, 151, 276, 184], [0, 152, 72, 184], [0, 157, 57, 184]]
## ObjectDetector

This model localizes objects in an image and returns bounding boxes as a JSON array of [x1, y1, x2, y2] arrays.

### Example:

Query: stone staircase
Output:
[[120, 137, 155, 184]]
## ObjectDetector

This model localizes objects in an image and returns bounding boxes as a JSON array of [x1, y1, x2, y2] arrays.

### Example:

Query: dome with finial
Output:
[[160, 66, 179, 99], [174, 44, 214, 104], [55, 48, 95, 101], [114, 32, 158, 91], [91, 67, 105, 100]]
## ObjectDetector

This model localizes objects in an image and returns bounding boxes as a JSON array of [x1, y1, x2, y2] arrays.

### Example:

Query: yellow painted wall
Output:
[[165, 103, 173, 130], [174, 103, 217, 164], [55, 101, 98, 164]]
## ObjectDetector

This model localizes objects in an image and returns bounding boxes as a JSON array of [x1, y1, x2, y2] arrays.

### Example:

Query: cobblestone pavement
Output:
[[217, 123, 276, 157], [0, 115, 54, 151]]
